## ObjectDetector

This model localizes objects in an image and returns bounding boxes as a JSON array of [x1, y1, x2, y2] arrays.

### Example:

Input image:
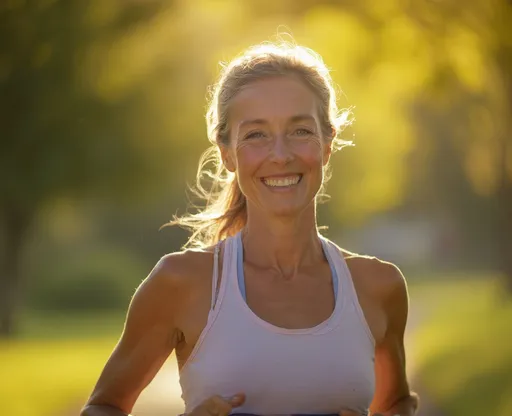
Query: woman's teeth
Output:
[[262, 175, 301, 187]]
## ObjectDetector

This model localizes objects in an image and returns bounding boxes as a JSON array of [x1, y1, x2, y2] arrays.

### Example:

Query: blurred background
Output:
[[1, 0, 511, 415]]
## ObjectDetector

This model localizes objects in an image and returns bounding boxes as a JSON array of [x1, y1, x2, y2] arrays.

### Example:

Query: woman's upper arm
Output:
[[370, 262, 412, 414], [84, 254, 186, 414]]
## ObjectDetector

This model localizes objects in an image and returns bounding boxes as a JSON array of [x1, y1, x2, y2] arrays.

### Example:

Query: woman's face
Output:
[[222, 75, 331, 218]]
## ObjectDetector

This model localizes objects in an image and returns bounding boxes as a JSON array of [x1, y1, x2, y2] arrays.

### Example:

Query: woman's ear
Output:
[[323, 140, 332, 166], [322, 126, 337, 166], [220, 145, 236, 172]]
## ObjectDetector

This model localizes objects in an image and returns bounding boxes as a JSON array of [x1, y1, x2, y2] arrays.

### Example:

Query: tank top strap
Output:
[[210, 235, 236, 311], [321, 236, 375, 345], [319, 237, 339, 301], [210, 241, 221, 310], [235, 232, 247, 300]]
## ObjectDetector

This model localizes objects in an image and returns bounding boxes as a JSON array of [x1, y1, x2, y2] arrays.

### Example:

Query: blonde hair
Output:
[[163, 41, 353, 248]]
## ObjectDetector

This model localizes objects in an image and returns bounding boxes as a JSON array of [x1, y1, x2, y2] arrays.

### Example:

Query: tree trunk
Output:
[[0, 206, 32, 338]]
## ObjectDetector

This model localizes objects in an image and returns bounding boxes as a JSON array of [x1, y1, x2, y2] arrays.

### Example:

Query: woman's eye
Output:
[[294, 128, 314, 136], [245, 131, 266, 139]]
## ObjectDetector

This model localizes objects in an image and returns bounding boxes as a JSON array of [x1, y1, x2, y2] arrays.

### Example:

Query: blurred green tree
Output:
[[403, 0, 512, 284], [300, 0, 512, 282], [2, 0, 511, 338], [0, 0, 183, 337]]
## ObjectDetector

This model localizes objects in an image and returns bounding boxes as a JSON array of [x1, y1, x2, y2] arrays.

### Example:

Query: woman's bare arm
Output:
[[370, 262, 419, 416], [81, 255, 186, 416]]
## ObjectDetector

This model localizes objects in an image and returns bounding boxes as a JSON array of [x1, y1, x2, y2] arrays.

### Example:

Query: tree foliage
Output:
[[1, 0, 511, 336]]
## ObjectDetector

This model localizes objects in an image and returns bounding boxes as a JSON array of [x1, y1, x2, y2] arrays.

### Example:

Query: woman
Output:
[[81, 41, 419, 416]]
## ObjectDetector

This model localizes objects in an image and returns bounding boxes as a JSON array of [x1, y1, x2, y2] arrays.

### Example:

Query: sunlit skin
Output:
[[81, 75, 418, 416], [221, 76, 332, 275]]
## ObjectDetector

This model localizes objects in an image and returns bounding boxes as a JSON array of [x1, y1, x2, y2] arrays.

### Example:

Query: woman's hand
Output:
[[188, 393, 246, 416]]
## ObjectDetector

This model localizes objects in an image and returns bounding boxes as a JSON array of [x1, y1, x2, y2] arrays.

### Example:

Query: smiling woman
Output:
[[224, 77, 330, 219], [81, 40, 419, 416], [167, 42, 353, 247]]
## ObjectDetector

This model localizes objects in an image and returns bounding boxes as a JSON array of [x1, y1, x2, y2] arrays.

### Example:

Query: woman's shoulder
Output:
[[328, 240, 407, 299], [155, 245, 217, 288], [131, 246, 216, 321], [329, 242, 409, 342]]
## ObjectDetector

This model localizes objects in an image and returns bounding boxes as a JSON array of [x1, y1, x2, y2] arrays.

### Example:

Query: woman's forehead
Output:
[[228, 76, 320, 125]]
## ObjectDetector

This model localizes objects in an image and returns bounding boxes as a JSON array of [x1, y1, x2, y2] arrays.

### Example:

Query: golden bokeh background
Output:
[[1, 1, 511, 415]]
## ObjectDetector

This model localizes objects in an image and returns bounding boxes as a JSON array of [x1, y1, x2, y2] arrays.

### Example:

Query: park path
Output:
[[130, 356, 185, 416], [68, 302, 445, 416], [405, 303, 446, 416]]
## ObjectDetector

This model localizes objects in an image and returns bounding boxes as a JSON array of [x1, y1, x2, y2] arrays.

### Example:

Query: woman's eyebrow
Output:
[[289, 114, 316, 123], [238, 118, 267, 130]]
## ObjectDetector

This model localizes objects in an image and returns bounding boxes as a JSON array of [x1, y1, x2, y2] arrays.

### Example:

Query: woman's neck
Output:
[[241, 205, 325, 278]]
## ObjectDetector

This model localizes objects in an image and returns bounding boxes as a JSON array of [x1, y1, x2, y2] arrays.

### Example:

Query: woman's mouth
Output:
[[261, 174, 302, 188]]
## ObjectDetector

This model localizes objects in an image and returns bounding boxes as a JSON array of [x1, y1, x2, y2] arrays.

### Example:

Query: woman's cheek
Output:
[[236, 144, 269, 167], [294, 140, 324, 164]]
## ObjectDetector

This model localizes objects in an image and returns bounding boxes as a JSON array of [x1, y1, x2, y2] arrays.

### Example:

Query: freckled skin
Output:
[[221, 76, 331, 219]]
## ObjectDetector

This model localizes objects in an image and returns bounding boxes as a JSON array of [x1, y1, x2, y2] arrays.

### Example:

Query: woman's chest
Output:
[[243, 265, 336, 330], [181, 329, 375, 415]]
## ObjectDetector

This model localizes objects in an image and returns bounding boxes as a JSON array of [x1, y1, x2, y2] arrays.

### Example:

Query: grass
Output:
[[0, 311, 125, 416], [17, 310, 126, 340], [409, 276, 512, 416]]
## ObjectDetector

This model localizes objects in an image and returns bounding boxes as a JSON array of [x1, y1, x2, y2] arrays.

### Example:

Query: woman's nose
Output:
[[269, 135, 293, 164]]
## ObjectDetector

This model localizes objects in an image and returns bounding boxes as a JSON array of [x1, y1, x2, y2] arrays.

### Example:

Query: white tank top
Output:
[[179, 232, 375, 415]]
